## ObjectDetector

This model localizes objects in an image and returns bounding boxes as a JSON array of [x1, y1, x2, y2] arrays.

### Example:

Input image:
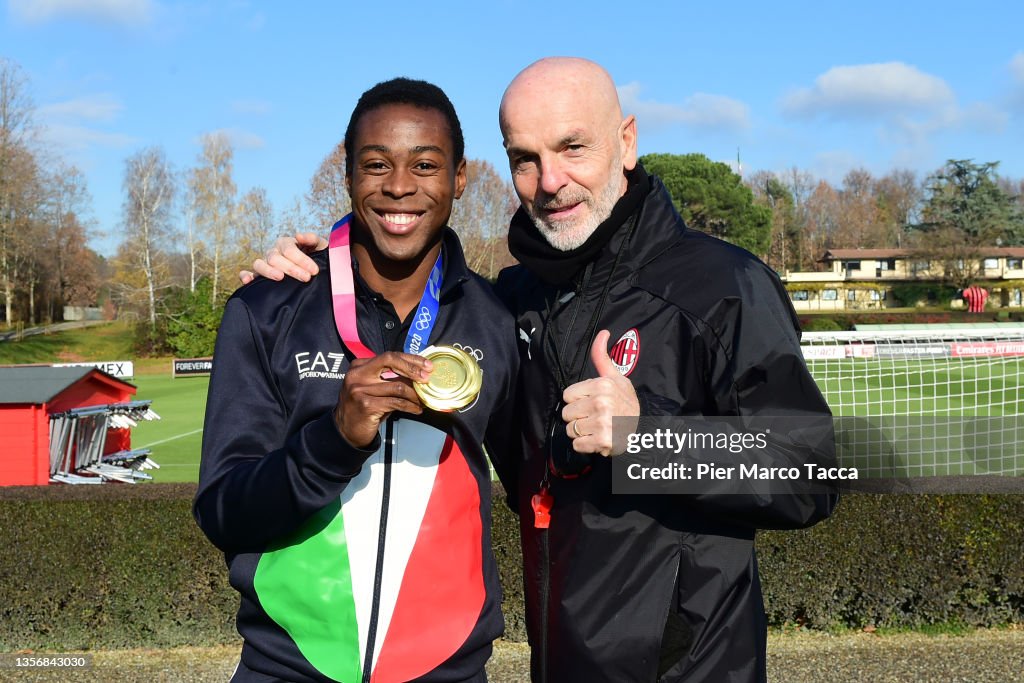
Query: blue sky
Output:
[[2, 0, 1023, 256]]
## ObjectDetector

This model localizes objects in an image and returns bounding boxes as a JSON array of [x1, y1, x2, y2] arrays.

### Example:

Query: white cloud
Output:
[[38, 94, 123, 123], [1010, 52, 1024, 113], [8, 0, 156, 26], [781, 61, 1009, 164], [204, 127, 265, 150], [618, 82, 750, 132], [1011, 52, 1024, 84], [245, 11, 266, 31], [40, 123, 136, 152], [882, 102, 1008, 150], [954, 102, 1009, 130], [231, 99, 273, 116], [36, 93, 136, 154], [782, 62, 954, 119]]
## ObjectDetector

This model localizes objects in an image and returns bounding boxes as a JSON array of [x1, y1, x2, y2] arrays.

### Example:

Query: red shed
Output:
[[0, 366, 136, 486]]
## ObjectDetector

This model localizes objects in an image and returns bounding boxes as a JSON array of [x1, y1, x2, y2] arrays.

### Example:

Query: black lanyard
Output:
[[540, 220, 633, 391]]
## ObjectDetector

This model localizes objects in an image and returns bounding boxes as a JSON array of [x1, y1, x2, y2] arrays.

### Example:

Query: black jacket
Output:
[[195, 228, 520, 683], [496, 174, 838, 683]]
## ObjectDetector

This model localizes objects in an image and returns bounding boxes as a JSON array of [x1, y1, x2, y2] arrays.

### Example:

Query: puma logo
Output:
[[518, 326, 536, 360]]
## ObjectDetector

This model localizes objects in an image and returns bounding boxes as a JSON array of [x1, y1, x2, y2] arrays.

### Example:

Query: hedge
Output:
[[1, 485, 1021, 650], [889, 283, 960, 308], [0, 484, 236, 651], [758, 494, 1024, 629]]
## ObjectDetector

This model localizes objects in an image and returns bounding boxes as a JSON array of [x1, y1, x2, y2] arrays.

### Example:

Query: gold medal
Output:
[[414, 345, 482, 412]]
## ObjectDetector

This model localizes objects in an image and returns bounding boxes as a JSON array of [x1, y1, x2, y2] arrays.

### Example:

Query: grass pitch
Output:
[[807, 357, 1024, 417], [807, 357, 1024, 478], [132, 374, 209, 483], [4, 323, 1022, 483]]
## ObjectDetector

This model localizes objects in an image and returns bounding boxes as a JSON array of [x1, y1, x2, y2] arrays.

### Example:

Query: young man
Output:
[[196, 78, 519, 683], [251, 58, 838, 683]]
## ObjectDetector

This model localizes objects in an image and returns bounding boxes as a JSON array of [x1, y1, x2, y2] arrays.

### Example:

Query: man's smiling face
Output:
[[347, 102, 466, 264], [500, 58, 636, 251]]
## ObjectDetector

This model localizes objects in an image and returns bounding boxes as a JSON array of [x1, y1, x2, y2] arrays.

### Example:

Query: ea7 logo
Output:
[[609, 328, 640, 377], [295, 351, 346, 380]]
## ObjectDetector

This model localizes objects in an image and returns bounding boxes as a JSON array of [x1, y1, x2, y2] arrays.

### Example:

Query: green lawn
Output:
[[132, 374, 209, 483], [807, 357, 1024, 417], [0, 321, 135, 364], [808, 357, 1024, 477]]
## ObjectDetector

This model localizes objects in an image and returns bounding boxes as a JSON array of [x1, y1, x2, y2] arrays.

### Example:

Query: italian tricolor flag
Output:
[[254, 421, 485, 682]]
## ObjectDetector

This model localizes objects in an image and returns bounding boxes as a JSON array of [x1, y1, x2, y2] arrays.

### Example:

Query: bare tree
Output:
[[190, 132, 236, 306], [0, 59, 34, 153], [874, 169, 922, 248], [783, 167, 815, 265], [832, 168, 883, 247], [119, 147, 176, 330], [182, 181, 204, 292], [20, 203, 48, 324], [1, 144, 45, 323], [52, 211, 99, 315], [781, 166, 814, 206], [235, 186, 274, 271], [306, 140, 350, 229], [0, 58, 38, 324], [278, 196, 312, 237], [804, 180, 840, 268], [449, 159, 516, 279], [45, 163, 95, 318], [5, 159, 49, 324], [748, 170, 799, 273]]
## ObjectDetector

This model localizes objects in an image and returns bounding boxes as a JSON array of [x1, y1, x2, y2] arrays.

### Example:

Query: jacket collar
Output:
[[437, 226, 472, 299], [348, 225, 471, 302], [613, 174, 688, 271]]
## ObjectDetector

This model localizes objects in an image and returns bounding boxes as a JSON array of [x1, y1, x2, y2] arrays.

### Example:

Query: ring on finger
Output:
[[572, 419, 584, 438]]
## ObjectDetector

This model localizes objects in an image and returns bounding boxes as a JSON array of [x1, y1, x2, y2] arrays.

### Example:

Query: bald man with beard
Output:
[[248, 57, 838, 683]]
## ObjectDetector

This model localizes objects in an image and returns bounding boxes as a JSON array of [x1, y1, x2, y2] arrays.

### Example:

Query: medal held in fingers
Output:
[[415, 345, 482, 411]]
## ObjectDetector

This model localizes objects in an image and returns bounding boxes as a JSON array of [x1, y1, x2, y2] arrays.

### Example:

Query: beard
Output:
[[527, 156, 625, 252]]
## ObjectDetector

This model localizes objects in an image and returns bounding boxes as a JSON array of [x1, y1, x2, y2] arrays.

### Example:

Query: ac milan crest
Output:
[[609, 328, 640, 377]]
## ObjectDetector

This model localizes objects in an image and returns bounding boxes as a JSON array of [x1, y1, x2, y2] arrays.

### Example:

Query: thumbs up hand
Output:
[[561, 330, 641, 457]]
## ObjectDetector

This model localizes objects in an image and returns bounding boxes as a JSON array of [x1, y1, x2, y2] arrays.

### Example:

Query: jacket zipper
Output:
[[538, 523, 550, 683], [362, 418, 395, 683], [538, 281, 586, 683], [556, 279, 586, 382]]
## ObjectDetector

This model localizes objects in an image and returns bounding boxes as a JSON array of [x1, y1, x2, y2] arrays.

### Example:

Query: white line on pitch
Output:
[[139, 428, 203, 448]]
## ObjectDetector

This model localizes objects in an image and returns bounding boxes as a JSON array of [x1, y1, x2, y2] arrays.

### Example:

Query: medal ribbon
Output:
[[329, 213, 443, 358]]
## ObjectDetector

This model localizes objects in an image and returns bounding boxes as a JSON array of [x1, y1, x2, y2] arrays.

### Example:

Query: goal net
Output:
[[801, 327, 1024, 479]]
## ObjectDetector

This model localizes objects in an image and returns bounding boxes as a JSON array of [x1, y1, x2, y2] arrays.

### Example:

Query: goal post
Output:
[[801, 327, 1024, 479]]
